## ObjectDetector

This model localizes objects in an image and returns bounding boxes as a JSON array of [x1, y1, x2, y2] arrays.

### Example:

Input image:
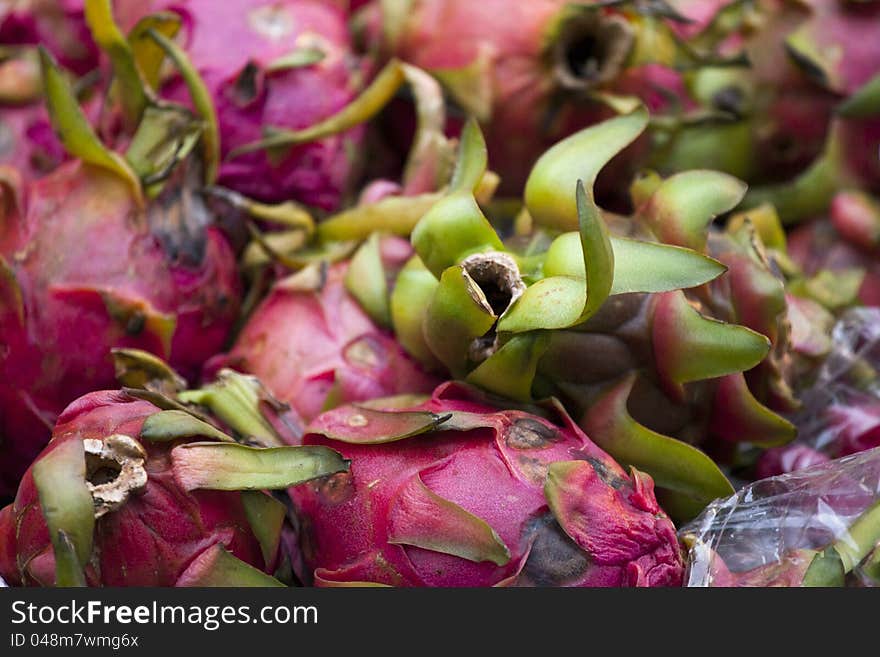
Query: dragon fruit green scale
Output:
[[289, 381, 684, 587], [387, 109, 806, 521]]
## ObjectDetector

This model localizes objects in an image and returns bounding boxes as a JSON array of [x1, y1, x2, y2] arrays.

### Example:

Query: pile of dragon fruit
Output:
[[0, 0, 878, 588]]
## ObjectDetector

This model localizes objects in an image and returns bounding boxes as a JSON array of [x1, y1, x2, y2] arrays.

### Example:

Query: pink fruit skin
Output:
[[797, 0, 880, 96], [0, 104, 66, 181], [154, 0, 367, 209], [824, 403, 880, 458], [842, 117, 880, 193], [0, 1, 181, 75], [787, 208, 880, 308], [753, 403, 880, 478], [754, 444, 830, 480], [289, 382, 684, 587], [388, 0, 625, 197], [384, 1, 731, 207], [209, 236, 438, 424], [751, 0, 880, 190], [0, 0, 98, 75], [677, 0, 880, 190], [0, 161, 241, 497], [0, 390, 269, 587]]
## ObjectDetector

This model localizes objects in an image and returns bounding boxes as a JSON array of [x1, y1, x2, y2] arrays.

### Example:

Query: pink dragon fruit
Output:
[[787, 192, 880, 307], [0, 51, 103, 183], [677, 0, 880, 221], [1, 1, 167, 74], [0, 160, 241, 498], [0, 368, 348, 587], [0, 48, 242, 498], [209, 234, 439, 424], [753, 444, 830, 480], [363, 0, 718, 203], [0, 0, 99, 75], [289, 381, 684, 587], [380, 112, 827, 523], [140, 0, 369, 210], [0, 43, 81, 181], [0, 103, 67, 180]]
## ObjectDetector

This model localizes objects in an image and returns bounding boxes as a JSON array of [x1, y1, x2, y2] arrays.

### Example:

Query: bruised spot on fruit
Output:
[[553, 12, 635, 91], [505, 417, 559, 450], [520, 513, 591, 586], [460, 252, 525, 363], [148, 163, 213, 268], [514, 455, 551, 485], [347, 413, 368, 427], [577, 456, 626, 490], [344, 336, 384, 371], [248, 4, 296, 42], [83, 434, 148, 519], [316, 470, 355, 505]]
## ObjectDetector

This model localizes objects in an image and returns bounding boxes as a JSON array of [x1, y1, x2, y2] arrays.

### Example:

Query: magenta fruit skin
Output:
[[208, 235, 439, 424], [289, 382, 685, 588], [0, 390, 271, 587], [0, 161, 242, 497], [150, 0, 368, 210]]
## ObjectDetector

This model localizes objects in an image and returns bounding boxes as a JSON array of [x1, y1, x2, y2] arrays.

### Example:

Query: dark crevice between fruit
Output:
[[712, 86, 746, 118]]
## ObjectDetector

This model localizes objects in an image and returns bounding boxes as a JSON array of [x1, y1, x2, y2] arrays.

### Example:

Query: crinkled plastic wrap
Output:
[[793, 307, 880, 456], [756, 308, 880, 479], [680, 447, 880, 587]]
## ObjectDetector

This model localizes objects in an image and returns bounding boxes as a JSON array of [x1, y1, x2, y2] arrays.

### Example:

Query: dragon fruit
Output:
[[0, 103, 67, 180], [209, 234, 439, 424], [787, 192, 880, 307], [1, 0, 99, 75], [0, 42, 83, 181], [208, 69, 462, 423], [0, 360, 348, 587], [669, 0, 880, 222], [753, 443, 830, 481], [127, 0, 370, 210], [289, 380, 684, 587], [0, 41, 242, 496], [1, 1, 176, 75], [359, 0, 741, 202], [377, 110, 830, 521]]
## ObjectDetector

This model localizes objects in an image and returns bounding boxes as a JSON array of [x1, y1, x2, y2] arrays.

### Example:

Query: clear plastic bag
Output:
[[756, 308, 880, 478], [680, 447, 880, 587]]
